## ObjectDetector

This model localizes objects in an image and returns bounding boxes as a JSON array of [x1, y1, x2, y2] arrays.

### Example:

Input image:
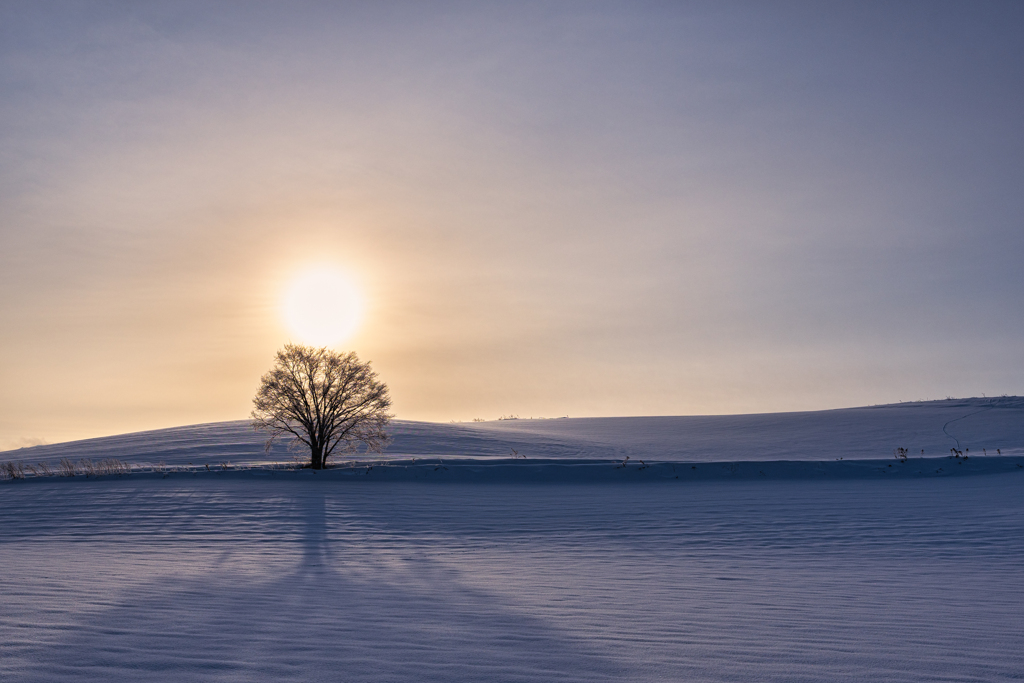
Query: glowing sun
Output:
[[282, 267, 363, 346]]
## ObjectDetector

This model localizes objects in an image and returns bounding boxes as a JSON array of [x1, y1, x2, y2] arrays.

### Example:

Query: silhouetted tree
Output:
[[252, 344, 392, 469]]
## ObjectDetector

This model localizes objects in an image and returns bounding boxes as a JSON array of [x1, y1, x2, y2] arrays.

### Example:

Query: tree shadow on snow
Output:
[[15, 488, 627, 683]]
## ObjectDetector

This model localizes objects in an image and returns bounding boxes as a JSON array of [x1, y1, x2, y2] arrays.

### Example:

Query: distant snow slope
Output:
[[4, 396, 1023, 466]]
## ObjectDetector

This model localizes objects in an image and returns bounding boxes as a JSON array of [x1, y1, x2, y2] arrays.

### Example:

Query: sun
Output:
[[282, 266, 363, 346]]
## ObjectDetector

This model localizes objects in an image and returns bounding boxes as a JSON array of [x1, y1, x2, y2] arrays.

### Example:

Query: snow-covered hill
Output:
[[4, 396, 1023, 467]]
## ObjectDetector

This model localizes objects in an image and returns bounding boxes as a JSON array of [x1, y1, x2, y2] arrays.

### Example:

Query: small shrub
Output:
[[95, 458, 130, 475], [58, 457, 77, 477], [78, 459, 96, 477], [2, 461, 26, 480], [37, 462, 54, 476], [894, 447, 908, 461]]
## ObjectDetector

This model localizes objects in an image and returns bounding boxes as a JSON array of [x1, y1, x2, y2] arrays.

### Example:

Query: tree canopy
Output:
[[251, 344, 392, 469]]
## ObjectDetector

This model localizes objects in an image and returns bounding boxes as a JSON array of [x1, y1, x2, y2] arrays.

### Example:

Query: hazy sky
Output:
[[2, 1, 1023, 448]]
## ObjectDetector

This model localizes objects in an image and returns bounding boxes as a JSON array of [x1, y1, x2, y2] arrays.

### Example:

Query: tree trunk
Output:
[[311, 445, 324, 470]]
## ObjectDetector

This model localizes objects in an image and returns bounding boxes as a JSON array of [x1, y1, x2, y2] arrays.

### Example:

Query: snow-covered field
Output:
[[2, 398, 1023, 681]]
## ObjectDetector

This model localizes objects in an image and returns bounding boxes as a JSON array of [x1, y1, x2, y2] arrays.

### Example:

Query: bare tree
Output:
[[252, 344, 392, 469]]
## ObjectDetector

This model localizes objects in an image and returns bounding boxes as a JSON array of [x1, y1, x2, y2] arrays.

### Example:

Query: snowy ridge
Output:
[[6, 454, 1018, 483], [3, 397, 1023, 474]]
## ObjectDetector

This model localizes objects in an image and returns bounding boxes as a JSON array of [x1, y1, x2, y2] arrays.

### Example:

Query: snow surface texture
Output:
[[3, 477, 1023, 682], [1, 397, 1023, 682]]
